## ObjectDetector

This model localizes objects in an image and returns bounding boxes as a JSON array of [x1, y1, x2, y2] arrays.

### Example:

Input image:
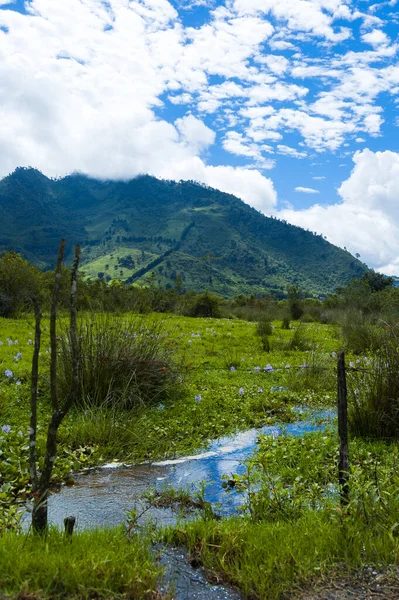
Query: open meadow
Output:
[[1, 312, 399, 599]]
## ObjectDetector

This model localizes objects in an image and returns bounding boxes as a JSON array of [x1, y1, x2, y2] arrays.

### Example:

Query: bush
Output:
[[189, 291, 221, 318], [0, 251, 43, 317], [56, 316, 181, 410]]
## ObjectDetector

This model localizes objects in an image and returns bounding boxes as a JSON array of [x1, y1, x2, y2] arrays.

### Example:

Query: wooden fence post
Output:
[[337, 350, 349, 507], [64, 515, 76, 538]]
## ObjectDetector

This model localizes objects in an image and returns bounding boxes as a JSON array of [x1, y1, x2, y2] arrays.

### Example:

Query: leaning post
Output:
[[337, 350, 350, 507]]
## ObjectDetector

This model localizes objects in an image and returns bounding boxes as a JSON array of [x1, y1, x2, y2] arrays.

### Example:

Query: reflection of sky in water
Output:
[[22, 410, 334, 531]]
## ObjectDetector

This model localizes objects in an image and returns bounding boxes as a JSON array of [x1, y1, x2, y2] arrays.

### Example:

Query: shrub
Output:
[[281, 315, 290, 330], [0, 251, 43, 317], [56, 316, 181, 410], [189, 291, 221, 318]]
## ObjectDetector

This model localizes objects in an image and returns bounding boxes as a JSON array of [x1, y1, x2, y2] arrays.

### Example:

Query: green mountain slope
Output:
[[0, 167, 367, 297]]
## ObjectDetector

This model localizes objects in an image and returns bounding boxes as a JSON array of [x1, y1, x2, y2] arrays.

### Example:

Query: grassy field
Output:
[[1, 313, 399, 599]]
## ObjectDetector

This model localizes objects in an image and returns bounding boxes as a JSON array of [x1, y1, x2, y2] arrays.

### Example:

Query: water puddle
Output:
[[23, 409, 334, 531]]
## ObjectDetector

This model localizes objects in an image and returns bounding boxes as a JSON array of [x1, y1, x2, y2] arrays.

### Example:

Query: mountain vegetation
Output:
[[0, 167, 367, 297]]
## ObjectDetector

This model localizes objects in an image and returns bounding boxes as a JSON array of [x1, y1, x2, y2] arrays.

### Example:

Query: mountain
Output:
[[0, 167, 367, 297]]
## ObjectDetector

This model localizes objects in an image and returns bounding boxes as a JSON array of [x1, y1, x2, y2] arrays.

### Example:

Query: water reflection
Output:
[[23, 409, 334, 531]]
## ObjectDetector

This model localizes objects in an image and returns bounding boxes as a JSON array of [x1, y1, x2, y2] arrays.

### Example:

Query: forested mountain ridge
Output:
[[0, 167, 367, 297]]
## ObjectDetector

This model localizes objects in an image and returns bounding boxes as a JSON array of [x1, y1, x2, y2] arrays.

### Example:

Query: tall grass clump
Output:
[[285, 323, 311, 351], [285, 351, 336, 393], [341, 311, 383, 354], [257, 319, 273, 351], [256, 319, 273, 337], [349, 324, 399, 438], [56, 315, 180, 410]]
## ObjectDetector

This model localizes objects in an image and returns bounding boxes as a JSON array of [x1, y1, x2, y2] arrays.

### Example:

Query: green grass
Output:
[[82, 247, 161, 282], [0, 315, 340, 461], [0, 528, 165, 599], [3, 313, 399, 599], [164, 507, 399, 599], [163, 432, 399, 598]]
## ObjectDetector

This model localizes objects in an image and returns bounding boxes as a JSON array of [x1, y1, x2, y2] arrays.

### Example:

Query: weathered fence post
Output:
[[64, 515, 76, 538], [337, 350, 349, 507]]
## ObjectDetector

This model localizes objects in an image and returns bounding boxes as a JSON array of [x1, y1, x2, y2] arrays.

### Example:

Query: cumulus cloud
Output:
[[362, 29, 390, 47], [281, 150, 399, 273], [0, 0, 398, 276], [175, 114, 216, 154]]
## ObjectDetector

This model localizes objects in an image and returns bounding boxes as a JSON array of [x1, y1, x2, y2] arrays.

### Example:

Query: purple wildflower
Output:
[[1, 425, 11, 434], [194, 394, 202, 402], [230, 366, 236, 372], [254, 366, 260, 372], [4, 369, 13, 378], [238, 387, 245, 395], [264, 364, 274, 373], [257, 387, 263, 393]]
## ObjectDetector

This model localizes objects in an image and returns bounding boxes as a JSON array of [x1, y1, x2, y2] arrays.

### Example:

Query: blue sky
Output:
[[0, 0, 399, 272]]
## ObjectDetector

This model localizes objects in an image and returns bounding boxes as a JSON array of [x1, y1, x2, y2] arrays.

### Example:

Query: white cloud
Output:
[[362, 29, 389, 47], [281, 150, 399, 273], [278, 144, 307, 158], [203, 165, 277, 212], [338, 149, 399, 219], [175, 114, 216, 153], [295, 186, 319, 193], [0, 0, 398, 280]]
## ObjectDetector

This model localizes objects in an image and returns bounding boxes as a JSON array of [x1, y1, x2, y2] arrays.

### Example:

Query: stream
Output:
[[22, 408, 334, 600], [23, 409, 334, 531]]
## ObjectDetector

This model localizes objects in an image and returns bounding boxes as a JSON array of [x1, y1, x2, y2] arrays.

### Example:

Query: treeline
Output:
[[0, 250, 396, 322]]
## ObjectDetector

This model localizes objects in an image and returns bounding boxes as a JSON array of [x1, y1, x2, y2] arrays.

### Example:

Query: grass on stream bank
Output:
[[0, 527, 166, 600], [2, 313, 399, 599]]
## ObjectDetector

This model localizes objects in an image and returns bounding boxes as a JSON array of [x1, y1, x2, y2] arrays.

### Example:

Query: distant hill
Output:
[[0, 167, 367, 297]]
